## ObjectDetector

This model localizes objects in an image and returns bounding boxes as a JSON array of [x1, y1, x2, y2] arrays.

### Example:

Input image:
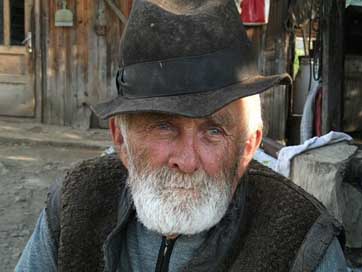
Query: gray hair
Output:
[[242, 94, 263, 136], [115, 114, 130, 151]]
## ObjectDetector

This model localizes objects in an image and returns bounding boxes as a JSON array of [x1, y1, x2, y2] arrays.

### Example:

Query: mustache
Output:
[[128, 164, 231, 193], [125, 141, 238, 195]]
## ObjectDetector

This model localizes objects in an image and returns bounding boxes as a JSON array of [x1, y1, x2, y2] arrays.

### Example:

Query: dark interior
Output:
[[10, 0, 24, 45]]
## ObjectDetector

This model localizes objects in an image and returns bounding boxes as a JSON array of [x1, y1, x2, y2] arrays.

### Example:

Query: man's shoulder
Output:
[[248, 159, 326, 211], [45, 155, 128, 246], [60, 154, 128, 219], [61, 154, 127, 193], [233, 160, 344, 272], [245, 160, 326, 248], [47, 154, 128, 209], [245, 159, 334, 247], [45, 154, 130, 270]]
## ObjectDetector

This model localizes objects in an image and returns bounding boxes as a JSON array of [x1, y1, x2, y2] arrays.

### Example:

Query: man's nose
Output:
[[168, 134, 200, 174]]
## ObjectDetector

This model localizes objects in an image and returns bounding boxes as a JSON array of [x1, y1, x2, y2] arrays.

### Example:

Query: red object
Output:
[[241, 0, 270, 25]]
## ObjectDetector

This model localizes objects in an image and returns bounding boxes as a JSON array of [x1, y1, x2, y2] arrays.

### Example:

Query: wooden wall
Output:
[[344, 55, 362, 132], [40, 0, 131, 128], [247, 0, 292, 142], [321, 0, 345, 134]]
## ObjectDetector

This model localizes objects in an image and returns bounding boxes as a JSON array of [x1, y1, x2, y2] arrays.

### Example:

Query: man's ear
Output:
[[109, 117, 122, 146], [109, 117, 129, 168], [237, 129, 263, 177]]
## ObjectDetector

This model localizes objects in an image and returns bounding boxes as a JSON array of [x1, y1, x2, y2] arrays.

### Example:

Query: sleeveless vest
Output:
[[46, 155, 343, 272]]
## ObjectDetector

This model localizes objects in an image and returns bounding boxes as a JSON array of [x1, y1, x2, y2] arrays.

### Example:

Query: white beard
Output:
[[126, 163, 233, 236]]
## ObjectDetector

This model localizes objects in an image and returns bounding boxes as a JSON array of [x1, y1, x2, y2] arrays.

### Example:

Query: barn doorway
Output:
[[0, 0, 35, 117]]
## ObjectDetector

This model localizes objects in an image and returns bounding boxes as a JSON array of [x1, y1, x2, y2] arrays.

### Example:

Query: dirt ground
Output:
[[0, 140, 102, 271]]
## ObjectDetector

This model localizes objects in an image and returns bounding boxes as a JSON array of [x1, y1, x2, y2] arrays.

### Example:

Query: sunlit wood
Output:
[[4, 0, 10, 46]]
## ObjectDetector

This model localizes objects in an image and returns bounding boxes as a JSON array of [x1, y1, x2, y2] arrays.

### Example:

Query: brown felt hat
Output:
[[92, 0, 291, 119]]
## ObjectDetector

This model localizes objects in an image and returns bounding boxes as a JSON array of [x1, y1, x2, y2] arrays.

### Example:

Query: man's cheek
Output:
[[198, 146, 227, 176], [142, 141, 172, 167]]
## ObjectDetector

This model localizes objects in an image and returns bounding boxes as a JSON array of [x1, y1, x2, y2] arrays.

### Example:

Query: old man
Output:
[[16, 0, 346, 271]]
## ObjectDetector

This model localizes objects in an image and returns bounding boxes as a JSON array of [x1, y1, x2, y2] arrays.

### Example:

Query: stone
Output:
[[346, 149, 362, 188], [15, 196, 27, 203], [343, 183, 362, 248], [0, 162, 9, 175], [20, 229, 30, 236], [290, 142, 359, 247]]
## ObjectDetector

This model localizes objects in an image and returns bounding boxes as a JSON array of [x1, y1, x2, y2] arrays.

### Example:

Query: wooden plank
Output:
[[0, 46, 26, 54], [42, 0, 52, 124], [344, 55, 362, 132], [24, 0, 34, 93], [44, 0, 66, 125], [25, 0, 33, 34], [69, 0, 91, 128], [256, 0, 291, 142], [34, 0, 43, 122], [262, 137, 284, 158], [90, 0, 108, 128], [3, 0, 10, 46], [0, 81, 34, 117], [62, 0, 73, 126], [0, 1, 3, 43], [0, 54, 26, 74], [321, 0, 345, 133], [0, 69, 34, 117], [39, 0, 49, 123], [104, 0, 127, 24], [55, 4, 67, 126], [0, 74, 28, 83]]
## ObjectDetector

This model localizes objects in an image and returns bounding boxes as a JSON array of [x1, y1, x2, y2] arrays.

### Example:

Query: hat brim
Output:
[[91, 73, 292, 119]]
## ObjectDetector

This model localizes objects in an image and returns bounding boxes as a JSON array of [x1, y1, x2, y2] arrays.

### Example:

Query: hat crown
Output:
[[147, 0, 213, 13], [120, 0, 246, 66]]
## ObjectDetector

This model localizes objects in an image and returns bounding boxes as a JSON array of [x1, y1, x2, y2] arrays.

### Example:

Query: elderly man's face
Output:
[[110, 99, 262, 235]]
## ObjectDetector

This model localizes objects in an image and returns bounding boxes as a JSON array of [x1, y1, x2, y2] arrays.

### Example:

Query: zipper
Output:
[[155, 236, 178, 272]]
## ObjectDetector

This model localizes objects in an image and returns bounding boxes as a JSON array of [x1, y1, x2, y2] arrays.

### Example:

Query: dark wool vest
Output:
[[46, 155, 343, 272]]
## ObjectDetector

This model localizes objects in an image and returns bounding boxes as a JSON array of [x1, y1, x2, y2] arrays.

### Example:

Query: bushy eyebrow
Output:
[[133, 111, 235, 129], [205, 111, 234, 129]]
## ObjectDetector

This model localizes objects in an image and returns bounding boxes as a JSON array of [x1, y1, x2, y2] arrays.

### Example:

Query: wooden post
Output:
[[40, 0, 49, 123], [321, 0, 345, 134], [104, 0, 127, 24], [34, 0, 43, 122], [3, 0, 10, 46]]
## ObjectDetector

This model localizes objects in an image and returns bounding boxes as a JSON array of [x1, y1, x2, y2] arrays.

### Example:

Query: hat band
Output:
[[118, 45, 255, 98]]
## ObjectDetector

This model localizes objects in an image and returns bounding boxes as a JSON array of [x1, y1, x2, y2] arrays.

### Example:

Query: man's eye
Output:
[[156, 122, 172, 130], [207, 127, 223, 135]]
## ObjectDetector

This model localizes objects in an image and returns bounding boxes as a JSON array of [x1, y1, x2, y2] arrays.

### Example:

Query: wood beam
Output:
[[25, 0, 33, 34], [104, 0, 127, 24], [3, 0, 10, 46], [321, 0, 345, 134], [34, 0, 43, 122], [262, 137, 284, 159]]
